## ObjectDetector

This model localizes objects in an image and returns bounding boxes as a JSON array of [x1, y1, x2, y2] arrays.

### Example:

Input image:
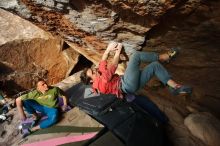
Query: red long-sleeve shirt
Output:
[[92, 60, 122, 98]]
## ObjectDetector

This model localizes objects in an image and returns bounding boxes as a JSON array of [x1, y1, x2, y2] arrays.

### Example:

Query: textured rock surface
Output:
[[106, 0, 174, 17], [143, 0, 220, 118], [0, 8, 50, 46], [0, 9, 80, 95], [184, 113, 220, 146], [0, 0, 31, 18], [1, 0, 180, 55]]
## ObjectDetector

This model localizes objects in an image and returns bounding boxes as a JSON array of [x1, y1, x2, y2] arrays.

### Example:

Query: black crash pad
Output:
[[67, 83, 166, 146]]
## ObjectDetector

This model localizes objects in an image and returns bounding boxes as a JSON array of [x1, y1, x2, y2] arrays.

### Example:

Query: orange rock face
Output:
[[0, 38, 79, 94]]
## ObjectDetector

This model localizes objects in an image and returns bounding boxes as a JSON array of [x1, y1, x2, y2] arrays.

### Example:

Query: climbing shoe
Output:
[[167, 47, 180, 62], [22, 128, 32, 138], [169, 85, 192, 96], [21, 118, 35, 138]]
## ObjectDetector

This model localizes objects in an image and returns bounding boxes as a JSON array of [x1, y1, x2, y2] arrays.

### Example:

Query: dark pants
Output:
[[23, 100, 59, 129]]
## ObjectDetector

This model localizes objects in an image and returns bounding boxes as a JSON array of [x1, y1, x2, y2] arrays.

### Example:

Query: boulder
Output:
[[0, 9, 80, 94], [184, 112, 220, 146]]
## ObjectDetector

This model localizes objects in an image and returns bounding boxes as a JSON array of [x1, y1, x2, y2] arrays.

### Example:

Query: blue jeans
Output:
[[121, 51, 171, 94], [23, 100, 59, 129]]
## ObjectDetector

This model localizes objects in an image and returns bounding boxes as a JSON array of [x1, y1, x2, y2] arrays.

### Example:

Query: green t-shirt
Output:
[[20, 87, 63, 108]]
